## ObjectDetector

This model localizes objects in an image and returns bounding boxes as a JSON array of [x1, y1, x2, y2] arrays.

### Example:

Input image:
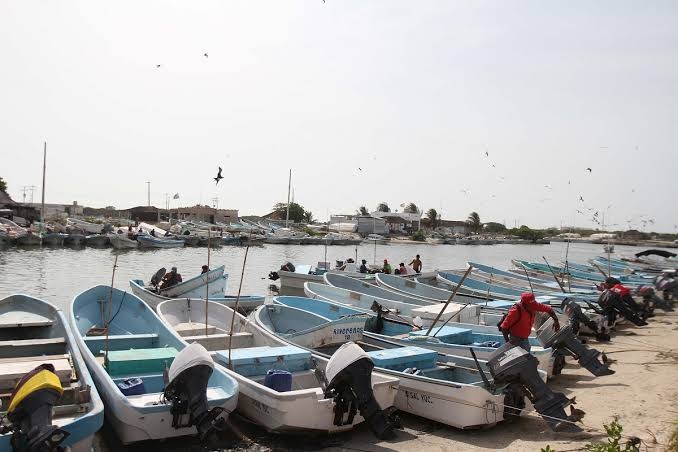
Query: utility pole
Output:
[[40, 143, 46, 228], [21, 186, 37, 204], [146, 181, 150, 206], [212, 197, 219, 210]]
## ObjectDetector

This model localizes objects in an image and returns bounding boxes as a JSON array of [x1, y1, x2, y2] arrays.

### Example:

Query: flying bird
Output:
[[544, 185, 552, 190], [484, 151, 489, 157], [491, 164, 496, 168], [156, 64, 161, 68], [576, 209, 584, 214], [204, 53, 209, 58], [358, 167, 362, 171], [214, 167, 223, 185], [586, 167, 592, 173], [579, 196, 584, 202]]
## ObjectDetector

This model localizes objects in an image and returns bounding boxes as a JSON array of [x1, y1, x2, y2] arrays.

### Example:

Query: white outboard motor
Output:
[[324, 342, 398, 439], [163, 343, 225, 440]]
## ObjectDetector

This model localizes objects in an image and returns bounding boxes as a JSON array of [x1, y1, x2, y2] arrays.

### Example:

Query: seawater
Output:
[[0, 241, 626, 307]]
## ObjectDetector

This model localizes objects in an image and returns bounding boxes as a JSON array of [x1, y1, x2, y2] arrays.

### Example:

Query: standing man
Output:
[[409, 254, 422, 273], [500, 292, 560, 351]]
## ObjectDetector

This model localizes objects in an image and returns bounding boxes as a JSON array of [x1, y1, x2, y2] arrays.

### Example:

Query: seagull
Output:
[[204, 53, 209, 58], [577, 209, 584, 214], [358, 167, 362, 171], [214, 167, 223, 185], [156, 64, 161, 68], [491, 164, 496, 168], [586, 167, 592, 173], [484, 151, 489, 157], [544, 185, 552, 190], [568, 180, 571, 185], [579, 196, 584, 202]]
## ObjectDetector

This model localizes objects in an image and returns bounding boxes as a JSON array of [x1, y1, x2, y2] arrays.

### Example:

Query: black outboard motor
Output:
[[323, 342, 398, 439], [1, 364, 70, 452], [163, 343, 225, 440], [365, 301, 416, 334], [598, 289, 647, 326], [267, 271, 280, 281], [486, 343, 581, 432], [560, 298, 611, 341], [535, 315, 614, 377], [636, 285, 673, 312]]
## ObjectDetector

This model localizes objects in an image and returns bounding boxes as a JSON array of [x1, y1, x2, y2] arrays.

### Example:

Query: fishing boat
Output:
[[158, 265, 228, 299], [108, 233, 138, 249], [41, 232, 66, 246], [64, 233, 86, 247], [0, 294, 104, 452], [376, 272, 481, 304], [252, 303, 574, 431], [136, 234, 184, 249], [363, 234, 390, 244], [70, 286, 239, 444], [304, 281, 482, 326], [273, 295, 554, 377], [156, 298, 399, 435], [325, 272, 442, 306], [16, 232, 42, 246], [0, 230, 10, 246], [67, 218, 106, 235], [85, 234, 110, 247], [130, 279, 264, 313], [255, 304, 370, 349]]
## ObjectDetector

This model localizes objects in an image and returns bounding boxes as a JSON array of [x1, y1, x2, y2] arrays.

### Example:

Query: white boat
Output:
[[108, 232, 138, 249], [156, 298, 399, 434], [130, 278, 264, 313], [159, 265, 228, 298], [274, 263, 373, 296], [137, 234, 184, 248], [364, 233, 390, 244], [376, 272, 481, 304], [304, 281, 482, 326], [70, 286, 239, 444], [67, 218, 107, 234], [0, 294, 104, 452]]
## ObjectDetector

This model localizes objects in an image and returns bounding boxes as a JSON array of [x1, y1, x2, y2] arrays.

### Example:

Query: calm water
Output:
[[0, 241, 630, 308]]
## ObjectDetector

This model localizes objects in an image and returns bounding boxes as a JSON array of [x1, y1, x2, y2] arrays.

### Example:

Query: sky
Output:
[[1, 1, 677, 232]]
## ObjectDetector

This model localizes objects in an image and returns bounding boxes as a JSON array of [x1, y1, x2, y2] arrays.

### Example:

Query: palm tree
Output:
[[466, 211, 481, 233], [376, 202, 390, 213], [0, 177, 6, 192], [426, 208, 439, 229], [403, 203, 419, 214], [357, 206, 369, 216]]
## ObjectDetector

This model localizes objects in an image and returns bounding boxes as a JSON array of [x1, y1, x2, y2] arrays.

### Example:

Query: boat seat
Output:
[[105, 347, 178, 377], [366, 346, 438, 372], [0, 357, 73, 391], [0, 337, 65, 348], [174, 322, 217, 337], [83, 333, 159, 351], [183, 332, 254, 349], [0, 311, 54, 328], [215, 345, 311, 377]]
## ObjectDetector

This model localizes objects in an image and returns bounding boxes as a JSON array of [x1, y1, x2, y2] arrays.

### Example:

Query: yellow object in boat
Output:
[[7, 368, 63, 414]]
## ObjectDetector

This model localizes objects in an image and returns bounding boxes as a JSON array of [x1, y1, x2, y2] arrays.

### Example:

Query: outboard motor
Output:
[[323, 342, 398, 439], [163, 343, 225, 440], [0, 364, 69, 452], [267, 271, 280, 281], [535, 315, 614, 377], [636, 285, 673, 312], [598, 289, 647, 326], [486, 344, 581, 432], [560, 298, 611, 341], [365, 301, 415, 334], [150, 267, 166, 291]]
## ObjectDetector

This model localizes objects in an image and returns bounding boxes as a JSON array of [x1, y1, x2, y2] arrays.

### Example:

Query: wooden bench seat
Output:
[[0, 357, 73, 391], [0, 337, 65, 348]]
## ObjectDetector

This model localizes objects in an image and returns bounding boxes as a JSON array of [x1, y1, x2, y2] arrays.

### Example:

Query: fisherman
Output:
[[399, 263, 408, 276], [150, 229, 157, 237], [359, 259, 369, 274], [201, 265, 209, 274], [382, 259, 392, 274], [409, 254, 422, 273], [160, 267, 183, 289], [500, 292, 560, 352]]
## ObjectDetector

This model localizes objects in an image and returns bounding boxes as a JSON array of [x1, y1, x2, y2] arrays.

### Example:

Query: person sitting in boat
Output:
[[499, 292, 560, 352], [160, 267, 183, 289], [382, 259, 392, 274], [201, 265, 209, 274], [359, 259, 369, 273], [150, 229, 157, 237], [398, 263, 409, 276]]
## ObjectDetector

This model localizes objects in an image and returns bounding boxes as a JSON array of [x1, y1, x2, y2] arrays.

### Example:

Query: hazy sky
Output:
[[2, 1, 677, 232]]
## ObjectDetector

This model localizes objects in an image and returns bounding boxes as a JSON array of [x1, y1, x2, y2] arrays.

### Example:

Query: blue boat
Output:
[[0, 294, 103, 452], [137, 234, 184, 248], [273, 295, 554, 377], [70, 285, 239, 444]]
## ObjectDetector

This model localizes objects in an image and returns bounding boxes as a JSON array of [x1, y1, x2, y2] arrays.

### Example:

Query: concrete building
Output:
[[175, 206, 238, 224], [329, 214, 387, 234], [24, 201, 84, 219], [370, 211, 422, 232]]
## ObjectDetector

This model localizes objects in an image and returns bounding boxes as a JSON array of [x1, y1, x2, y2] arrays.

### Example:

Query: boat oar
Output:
[[104, 254, 119, 365], [591, 261, 609, 279], [542, 256, 566, 292], [517, 261, 535, 294], [425, 265, 473, 336]]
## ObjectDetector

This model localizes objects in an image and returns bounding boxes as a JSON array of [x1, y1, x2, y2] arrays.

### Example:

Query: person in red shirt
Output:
[[500, 292, 560, 351]]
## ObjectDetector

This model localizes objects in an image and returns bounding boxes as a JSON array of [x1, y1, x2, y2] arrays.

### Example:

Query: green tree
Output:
[[303, 210, 314, 223], [271, 202, 306, 223], [466, 211, 482, 233], [484, 222, 506, 233], [357, 206, 369, 216], [508, 225, 544, 242], [425, 208, 439, 229], [403, 203, 419, 213], [376, 202, 390, 213], [0, 177, 7, 192]]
